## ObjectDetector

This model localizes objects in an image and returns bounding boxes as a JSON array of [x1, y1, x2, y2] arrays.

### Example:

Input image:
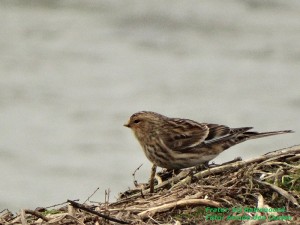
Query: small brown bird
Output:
[[124, 111, 293, 170]]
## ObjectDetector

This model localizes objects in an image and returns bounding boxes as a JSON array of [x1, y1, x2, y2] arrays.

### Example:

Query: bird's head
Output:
[[124, 111, 165, 138]]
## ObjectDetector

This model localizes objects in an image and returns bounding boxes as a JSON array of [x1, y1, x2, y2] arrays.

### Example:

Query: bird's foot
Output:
[[194, 161, 218, 172]]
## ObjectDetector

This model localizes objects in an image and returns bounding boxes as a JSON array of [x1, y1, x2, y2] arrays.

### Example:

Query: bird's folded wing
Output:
[[160, 119, 209, 151]]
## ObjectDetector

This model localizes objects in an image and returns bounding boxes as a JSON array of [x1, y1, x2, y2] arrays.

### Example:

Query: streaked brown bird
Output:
[[124, 111, 293, 170]]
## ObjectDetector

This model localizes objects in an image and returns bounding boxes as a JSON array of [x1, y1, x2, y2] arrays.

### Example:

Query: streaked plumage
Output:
[[124, 111, 293, 169]]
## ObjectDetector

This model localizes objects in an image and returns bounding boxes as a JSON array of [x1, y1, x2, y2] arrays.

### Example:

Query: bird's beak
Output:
[[124, 123, 130, 128]]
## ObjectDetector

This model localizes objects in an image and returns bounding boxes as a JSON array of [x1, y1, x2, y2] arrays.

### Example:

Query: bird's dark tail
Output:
[[243, 130, 294, 140], [203, 129, 293, 154]]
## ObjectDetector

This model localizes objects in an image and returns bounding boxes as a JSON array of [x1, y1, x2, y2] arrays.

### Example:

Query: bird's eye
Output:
[[133, 119, 140, 124]]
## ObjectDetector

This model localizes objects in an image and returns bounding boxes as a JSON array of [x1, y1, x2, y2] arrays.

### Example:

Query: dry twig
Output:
[[67, 200, 129, 224]]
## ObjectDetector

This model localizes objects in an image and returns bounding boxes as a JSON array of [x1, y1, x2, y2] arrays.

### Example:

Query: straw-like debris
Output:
[[1, 145, 299, 225]]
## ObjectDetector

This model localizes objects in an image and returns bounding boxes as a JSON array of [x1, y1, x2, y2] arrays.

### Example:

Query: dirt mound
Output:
[[1, 145, 299, 224]]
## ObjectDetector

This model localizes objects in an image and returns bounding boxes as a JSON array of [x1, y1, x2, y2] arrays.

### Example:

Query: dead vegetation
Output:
[[1, 145, 299, 225]]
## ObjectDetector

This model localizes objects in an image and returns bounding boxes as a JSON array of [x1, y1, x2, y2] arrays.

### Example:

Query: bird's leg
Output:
[[195, 161, 211, 172], [149, 164, 157, 193], [186, 162, 213, 182]]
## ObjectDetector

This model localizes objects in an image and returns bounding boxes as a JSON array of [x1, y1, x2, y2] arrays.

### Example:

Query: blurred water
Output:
[[0, 0, 299, 211]]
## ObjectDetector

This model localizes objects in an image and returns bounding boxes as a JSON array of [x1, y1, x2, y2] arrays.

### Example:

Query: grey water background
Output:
[[0, 0, 299, 211]]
